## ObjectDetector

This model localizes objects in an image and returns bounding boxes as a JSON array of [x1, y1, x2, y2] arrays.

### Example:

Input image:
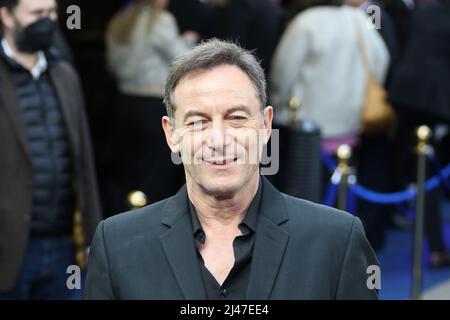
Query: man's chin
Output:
[[200, 180, 240, 199]]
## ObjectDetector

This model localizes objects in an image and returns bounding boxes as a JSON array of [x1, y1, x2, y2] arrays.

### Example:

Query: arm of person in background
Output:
[[153, 12, 199, 63], [269, 17, 311, 110], [70, 65, 103, 239]]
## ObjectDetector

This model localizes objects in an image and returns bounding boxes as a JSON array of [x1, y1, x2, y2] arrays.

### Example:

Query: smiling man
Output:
[[85, 39, 379, 300]]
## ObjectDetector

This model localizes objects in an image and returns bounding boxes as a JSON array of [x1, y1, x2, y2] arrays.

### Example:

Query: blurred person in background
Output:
[[270, 0, 389, 248], [270, 0, 389, 155], [389, 0, 450, 267], [212, 0, 283, 77], [344, 0, 399, 251], [379, 0, 414, 55], [0, 0, 102, 299], [168, 0, 221, 39], [105, 0, 199, 212]]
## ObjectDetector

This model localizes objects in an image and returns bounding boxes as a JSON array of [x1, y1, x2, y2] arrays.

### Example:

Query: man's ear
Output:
[[162, 116, 181, 153], [262, 106, 273, 144], [0, 7, 15, 31]]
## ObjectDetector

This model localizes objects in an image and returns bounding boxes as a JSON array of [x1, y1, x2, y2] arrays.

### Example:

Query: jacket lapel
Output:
[[49, 65, 80, 157], [159, 178, 290, 300], [160, 186, 207, 299], [0, 59, 31, 162], [246, 177, 289, 299]]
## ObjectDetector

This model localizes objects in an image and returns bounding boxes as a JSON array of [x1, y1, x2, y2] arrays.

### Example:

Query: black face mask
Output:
[[13, 18, 56, 53]]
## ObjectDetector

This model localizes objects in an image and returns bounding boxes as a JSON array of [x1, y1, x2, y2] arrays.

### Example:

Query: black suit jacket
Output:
[[85, 177, 379, 299]]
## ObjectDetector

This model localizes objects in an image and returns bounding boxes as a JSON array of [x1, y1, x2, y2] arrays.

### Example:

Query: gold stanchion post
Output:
[[127, 190, 148, 210], [412, 125, 431, 300], [73, 210, 86, 269], [288, 97, 300, 128], [336, 145, 352, 211]]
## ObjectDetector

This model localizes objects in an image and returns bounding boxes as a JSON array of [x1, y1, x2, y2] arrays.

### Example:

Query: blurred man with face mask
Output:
[[0, 0, 101, 299]]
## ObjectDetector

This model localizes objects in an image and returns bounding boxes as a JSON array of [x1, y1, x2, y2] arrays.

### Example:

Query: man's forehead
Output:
[[174, 87, 258, 118], [173, 66, 258, 104], [175, 65, 255, 93]]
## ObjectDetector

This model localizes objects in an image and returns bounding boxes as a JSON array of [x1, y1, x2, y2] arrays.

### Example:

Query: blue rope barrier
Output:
[[320, 149, 450, 205], [350, 162, 450, 204], [428, 155, 450, 192], [350, 184, 416, 204], [321, 151, 337, 173]]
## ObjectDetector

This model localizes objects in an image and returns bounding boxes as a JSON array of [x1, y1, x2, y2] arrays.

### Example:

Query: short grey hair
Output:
[[164, 39, 267, 120]]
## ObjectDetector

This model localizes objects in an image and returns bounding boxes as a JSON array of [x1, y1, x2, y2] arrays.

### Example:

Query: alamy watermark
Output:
[[65, 5, 81, 30], [170, 127, 279, 176], [66, 265, 81, 290], [66, 263, 381, 291], [367, 265, 381, 290], [366, 5, 381, 30], [62, 5, 381, 32]]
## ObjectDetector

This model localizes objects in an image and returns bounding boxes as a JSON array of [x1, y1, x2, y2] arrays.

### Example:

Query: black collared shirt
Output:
[[188, 181, 262, 300]]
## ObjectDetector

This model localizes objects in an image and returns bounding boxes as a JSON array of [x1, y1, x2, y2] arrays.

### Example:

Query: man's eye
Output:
[[188, 120, 206, 127], [229, 116, 247, 121]]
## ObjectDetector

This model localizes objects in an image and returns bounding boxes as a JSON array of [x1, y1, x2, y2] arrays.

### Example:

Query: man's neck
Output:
[[4, 35, 39, 71], [187, 175, 260, 231]]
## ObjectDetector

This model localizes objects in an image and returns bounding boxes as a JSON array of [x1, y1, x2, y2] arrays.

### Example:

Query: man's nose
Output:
[[205, 121, 231, 151]]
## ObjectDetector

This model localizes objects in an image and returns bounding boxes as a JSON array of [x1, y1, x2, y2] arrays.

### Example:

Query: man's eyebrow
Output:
[[182, 105, 253, 123], [183, 111, 210, 123], [225, 105, 252, 116]]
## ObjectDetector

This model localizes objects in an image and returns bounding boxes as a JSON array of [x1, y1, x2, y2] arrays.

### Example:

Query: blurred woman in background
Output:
[[269, 0, 390, 249], [270, 0, 389, 151], [106, 0, 198, 213]]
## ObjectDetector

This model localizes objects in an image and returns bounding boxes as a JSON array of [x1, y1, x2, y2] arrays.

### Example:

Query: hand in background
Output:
[[182, 30, 200, 44]]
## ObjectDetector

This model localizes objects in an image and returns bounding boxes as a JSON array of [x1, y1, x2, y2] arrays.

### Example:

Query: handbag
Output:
[[353, 14, 396, 134]]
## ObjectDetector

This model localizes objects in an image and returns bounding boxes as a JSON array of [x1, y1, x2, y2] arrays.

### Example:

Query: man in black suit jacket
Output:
[[85, 39, 379, 300]]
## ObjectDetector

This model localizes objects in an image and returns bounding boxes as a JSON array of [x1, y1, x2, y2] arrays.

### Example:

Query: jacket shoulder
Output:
[[281, 193, 358, 236], [101, 198, 170, 238], [104, 199, 169, 233]]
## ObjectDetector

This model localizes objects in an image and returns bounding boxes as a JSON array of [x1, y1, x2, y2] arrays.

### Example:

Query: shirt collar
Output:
[[189, 177, 263, 237], [1, 37, 48, 80]]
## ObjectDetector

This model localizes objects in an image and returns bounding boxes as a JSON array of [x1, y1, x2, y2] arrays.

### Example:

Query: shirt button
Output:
[[221, 289, 228, 297]]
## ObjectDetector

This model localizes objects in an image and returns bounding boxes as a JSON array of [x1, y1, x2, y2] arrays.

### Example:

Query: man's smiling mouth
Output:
[[203, 157, 239, 165]]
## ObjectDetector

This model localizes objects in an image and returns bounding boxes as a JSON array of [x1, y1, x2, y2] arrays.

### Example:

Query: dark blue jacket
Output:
[[2, 48, 75, 235], [389, 4, 450, 122]]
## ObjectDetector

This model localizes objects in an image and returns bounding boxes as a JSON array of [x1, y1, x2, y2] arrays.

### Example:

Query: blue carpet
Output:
[[377, 200, 450, 299]]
